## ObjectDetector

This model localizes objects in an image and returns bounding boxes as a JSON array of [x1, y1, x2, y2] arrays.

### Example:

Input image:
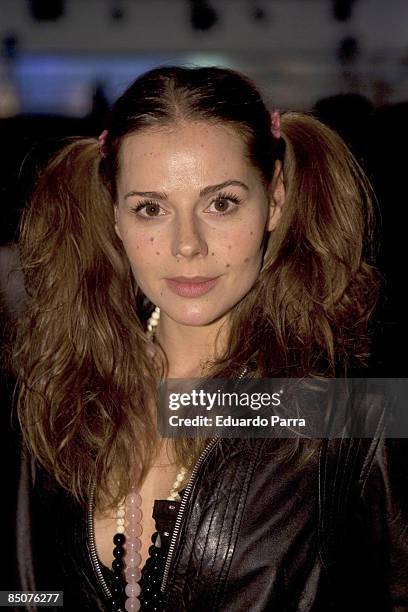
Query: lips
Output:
[[167, 276, 218, 283], [165, 276, 220, 298]]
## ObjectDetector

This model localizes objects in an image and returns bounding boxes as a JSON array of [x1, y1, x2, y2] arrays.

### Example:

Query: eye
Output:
[[131, 200, 166, 218], [130, 191, 242, 220], [206, 191, 242, 216]]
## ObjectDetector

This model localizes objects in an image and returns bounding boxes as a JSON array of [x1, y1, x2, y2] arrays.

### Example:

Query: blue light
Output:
[[14, 53, 188, 115]]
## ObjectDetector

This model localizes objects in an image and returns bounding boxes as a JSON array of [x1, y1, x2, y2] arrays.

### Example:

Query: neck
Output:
[[154, 311, 230, 378]]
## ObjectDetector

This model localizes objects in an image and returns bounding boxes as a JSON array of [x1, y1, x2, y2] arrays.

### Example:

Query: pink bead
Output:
[[126, 539, 142, 552], [127, 509, 142, 523], [126, 523, 142, 537], [125, 598, 140, 611], [127, 492, 142, 507], [125, 583, 141, 598], [125, 566, 142, 583], [126, 552, 142, 567]]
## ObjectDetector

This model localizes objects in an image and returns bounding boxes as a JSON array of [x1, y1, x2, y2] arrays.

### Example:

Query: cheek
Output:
[[119, 219, 149, 247], [219, 226, 265, 269], [120, 225, 164, 269]]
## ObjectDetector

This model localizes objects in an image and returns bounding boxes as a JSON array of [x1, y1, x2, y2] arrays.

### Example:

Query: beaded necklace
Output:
[[110, 306, 188, 612]]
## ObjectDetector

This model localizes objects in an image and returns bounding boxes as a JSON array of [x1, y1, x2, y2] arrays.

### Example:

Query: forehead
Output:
[[117, 122, 252, 190]]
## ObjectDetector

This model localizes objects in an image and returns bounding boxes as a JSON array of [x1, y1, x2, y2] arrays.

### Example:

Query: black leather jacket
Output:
[[7, 430, 408, 612]]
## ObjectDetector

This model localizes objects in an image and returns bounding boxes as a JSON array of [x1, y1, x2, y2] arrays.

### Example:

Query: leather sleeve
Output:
[[358, 437, 408, 611]]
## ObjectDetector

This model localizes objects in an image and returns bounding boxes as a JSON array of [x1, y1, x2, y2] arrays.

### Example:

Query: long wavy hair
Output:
[[13, 66, 380, 511]]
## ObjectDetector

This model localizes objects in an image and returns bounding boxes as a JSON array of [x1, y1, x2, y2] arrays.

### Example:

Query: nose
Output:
[[171, 213, 208, 259]]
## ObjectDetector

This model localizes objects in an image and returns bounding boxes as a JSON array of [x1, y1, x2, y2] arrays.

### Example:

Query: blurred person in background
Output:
[[9, 66, 408, 611]]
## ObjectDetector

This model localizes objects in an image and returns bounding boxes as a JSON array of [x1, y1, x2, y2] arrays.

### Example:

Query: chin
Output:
[[165, 305, 228, 328], [174, 313, 219, 328]]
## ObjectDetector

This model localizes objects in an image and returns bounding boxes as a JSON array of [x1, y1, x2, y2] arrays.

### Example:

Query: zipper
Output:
[[87, 482, 124, 608], [160, 436, 219, 594], [86, 363, 250, 606], [160, 363, 249, 594]]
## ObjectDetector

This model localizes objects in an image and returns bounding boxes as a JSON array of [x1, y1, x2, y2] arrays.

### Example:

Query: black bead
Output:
[[112, 572, 123, 584], [111, 558, 124, 572], [151, 548, 160, 558], [141, 598, 151, 608], [110, 598, 121, 611], [111, 582, 123, 595], [113, 532, 126, 546], [113, 545, 125, 558]]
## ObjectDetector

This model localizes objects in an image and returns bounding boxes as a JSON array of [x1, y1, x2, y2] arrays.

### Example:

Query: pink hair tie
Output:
[[270, 110, 281, 140], [98, 129, 108, 158]]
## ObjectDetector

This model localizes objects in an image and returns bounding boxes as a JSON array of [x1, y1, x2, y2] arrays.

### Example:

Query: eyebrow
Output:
[[124, 179, 249, 200]]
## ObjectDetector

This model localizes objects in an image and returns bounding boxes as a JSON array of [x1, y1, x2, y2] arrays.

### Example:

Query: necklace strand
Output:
[[112, 306, 187, 611]]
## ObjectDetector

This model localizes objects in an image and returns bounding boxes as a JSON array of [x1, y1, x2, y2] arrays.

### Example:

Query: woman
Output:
[[11, 66, 408, 611]]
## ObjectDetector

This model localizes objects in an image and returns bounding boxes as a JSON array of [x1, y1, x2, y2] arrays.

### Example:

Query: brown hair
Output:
[[13, 66, 380, 511]]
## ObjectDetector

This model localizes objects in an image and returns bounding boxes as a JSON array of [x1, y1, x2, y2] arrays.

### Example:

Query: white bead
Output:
[[116, 517, 125, 526], [116, 525, 125, 533], [145, 306, 160, 336], [116, 508, 125, 518], [176, 473, 184, 482]]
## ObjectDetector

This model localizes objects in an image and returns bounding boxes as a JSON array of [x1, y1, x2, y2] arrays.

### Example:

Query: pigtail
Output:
[[14, 139, 157, 509], [259, 112, 381, 375]]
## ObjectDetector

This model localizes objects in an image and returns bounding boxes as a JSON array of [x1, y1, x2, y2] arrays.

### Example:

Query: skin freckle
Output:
[[225, 263, 231, 268], [150, 237, 154, 242], [228, 245, 232, 250], [155, 251, 160, 255], [211, 252, 215, 256], [250, 231, 253, 235], [244, 257, 249, 263]]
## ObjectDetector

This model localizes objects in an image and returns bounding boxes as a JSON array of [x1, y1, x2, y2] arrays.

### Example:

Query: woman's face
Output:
[[115, 121, 283, 328]]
